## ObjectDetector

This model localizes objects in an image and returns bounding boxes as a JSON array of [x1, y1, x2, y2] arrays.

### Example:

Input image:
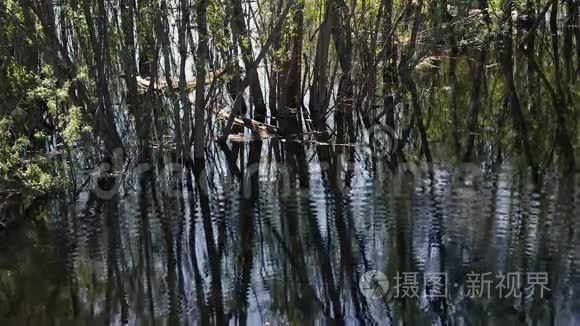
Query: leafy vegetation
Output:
[[0, 0, 578, 189]]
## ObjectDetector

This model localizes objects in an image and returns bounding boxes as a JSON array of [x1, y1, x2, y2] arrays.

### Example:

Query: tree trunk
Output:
[[179, 0, 192, 163], [194, 0, 209, 160], [279, 1, 304, 136], [230, 0, 268, 122], [310, 3, 332, 132]]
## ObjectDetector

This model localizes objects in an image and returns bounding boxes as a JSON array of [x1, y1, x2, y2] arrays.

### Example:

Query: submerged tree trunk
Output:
[[119, 0, 154, 159], [179, 0, 192, 163], [310, 3, 333, 132], [230, 0, 267, 122], [278, 1, 304, 136], [500, 0, 538, 176], [159, 0, 183, 162], [330, 0, 354, 142], [549, 0, 576, 170], [382, 0, 397, 128], [194, 0, 209, 160], [463, 48, 488, 161]]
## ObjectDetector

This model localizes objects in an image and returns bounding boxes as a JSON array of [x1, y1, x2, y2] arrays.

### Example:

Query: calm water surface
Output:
[[1, 141, 580, 325]]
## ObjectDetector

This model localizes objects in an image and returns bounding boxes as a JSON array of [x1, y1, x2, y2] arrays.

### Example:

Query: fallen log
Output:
[[216, 110, 278, 134], [134, 69, 224, 93]]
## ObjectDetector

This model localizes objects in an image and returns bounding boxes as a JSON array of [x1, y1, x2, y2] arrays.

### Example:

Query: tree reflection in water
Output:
[[1, 140, 580, 325]]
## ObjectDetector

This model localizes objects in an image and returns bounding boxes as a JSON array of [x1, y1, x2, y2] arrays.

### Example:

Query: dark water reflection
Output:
[[2, 141, 580, 325]]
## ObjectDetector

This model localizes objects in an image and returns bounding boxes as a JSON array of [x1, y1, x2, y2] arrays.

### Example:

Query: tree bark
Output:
[[194, 0, 209, 160]]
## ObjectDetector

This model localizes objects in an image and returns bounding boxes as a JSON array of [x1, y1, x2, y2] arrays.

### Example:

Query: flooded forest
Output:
[[1, 0, 580, 324]]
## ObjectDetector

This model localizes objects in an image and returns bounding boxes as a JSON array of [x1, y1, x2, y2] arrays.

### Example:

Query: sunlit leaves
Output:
[[0, 119, 52, 190]]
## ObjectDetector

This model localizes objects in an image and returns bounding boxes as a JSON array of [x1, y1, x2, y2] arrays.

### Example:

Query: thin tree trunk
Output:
[[310, 3, 332, 132], [230, 0, 268, 122], [179, 0, 192, 163], [279, 1, 304, 136], [463, 48, 488, 161], [500, 0, 538, 177], [159, 0, 183, 162], [194, 0, 209, 160], [382, 0, 397, 128]]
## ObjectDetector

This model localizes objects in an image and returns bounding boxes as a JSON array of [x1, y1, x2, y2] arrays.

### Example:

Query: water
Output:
[[1, 141, 580, 325]]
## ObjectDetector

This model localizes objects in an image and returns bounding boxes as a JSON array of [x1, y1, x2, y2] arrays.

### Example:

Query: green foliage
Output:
[[25, 65, 88, 144], [28, 66, 69, 116], [208, 0, 229, 52], [0, 118, 52, 190], [0, 63, 89, 190]]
